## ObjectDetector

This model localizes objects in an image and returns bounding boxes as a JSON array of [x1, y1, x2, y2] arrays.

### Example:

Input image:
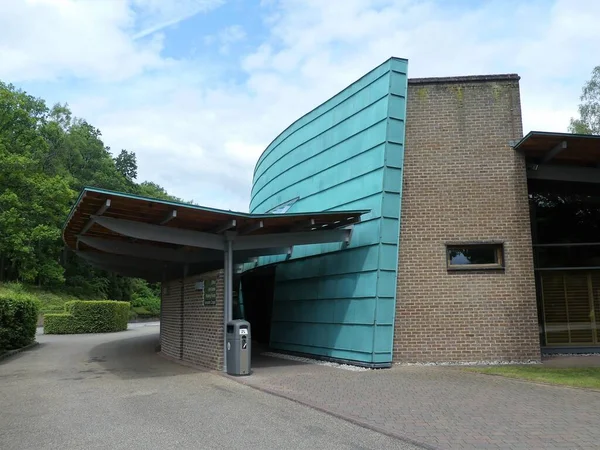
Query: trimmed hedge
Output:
[[41, 314, 77, 334], [44, 301, 129, 334], [0, 292, 39, 353]]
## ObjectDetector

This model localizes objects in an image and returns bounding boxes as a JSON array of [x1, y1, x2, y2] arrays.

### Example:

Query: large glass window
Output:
[[266, 197, 299, 214], [446, 244, 504, 270], [530, 179, 600, 269]]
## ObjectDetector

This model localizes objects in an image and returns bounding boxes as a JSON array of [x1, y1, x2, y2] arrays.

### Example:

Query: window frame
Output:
[[445, 243, 505, 271]]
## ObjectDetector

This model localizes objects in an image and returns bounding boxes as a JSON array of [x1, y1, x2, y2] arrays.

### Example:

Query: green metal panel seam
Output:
[[387, 62, 409, 361], [253, 57, 406, 176], [252, 124, 388, 203], [252, 90, 390, 193], [370, 63, 393, 363], [253, 165, 386, 213]]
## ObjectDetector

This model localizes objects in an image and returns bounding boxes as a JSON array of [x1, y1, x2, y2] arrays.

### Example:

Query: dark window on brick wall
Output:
[[446, 244, 504, 270]]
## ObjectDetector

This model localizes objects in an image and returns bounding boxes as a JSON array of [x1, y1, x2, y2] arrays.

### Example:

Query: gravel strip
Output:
[[397, 359, 540, 367], [260, 352, 370, 371]]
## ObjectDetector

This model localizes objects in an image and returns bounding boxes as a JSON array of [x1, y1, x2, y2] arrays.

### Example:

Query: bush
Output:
[[0, 291, 40, 353], [42, 314, 77, 334], [130, 294, 160, 316], [44, 301, 130, 334]]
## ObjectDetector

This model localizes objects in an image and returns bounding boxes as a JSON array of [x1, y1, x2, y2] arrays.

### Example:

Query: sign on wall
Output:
[[203, 278, 217, 306]]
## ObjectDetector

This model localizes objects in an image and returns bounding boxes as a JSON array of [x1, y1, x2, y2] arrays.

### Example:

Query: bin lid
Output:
[[227, 320, 250, 334]]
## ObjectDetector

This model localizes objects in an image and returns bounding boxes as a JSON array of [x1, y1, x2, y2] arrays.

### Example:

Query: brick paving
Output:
[[233, 354, 600, 449]]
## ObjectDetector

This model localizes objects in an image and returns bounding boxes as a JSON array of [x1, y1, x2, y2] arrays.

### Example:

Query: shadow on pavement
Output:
[[250, 342, 313, 371], [88, 331, 197, 380], [251, 352, 310, 369]]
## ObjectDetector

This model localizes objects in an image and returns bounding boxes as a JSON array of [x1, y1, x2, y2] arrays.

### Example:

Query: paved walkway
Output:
[[0, 328, 414, 450], [235, 353, 600, 449]]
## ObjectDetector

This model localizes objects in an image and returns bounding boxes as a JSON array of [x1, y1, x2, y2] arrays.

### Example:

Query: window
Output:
[[266, 197, 299, 214], [446, 244, 504, 270]]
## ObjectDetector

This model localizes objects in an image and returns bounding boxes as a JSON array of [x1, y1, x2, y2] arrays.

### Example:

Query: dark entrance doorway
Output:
[[240, 266, 276, 346]]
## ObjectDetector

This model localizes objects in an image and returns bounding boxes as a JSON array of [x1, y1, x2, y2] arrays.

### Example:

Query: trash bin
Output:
[[226, 320, 251, 376]]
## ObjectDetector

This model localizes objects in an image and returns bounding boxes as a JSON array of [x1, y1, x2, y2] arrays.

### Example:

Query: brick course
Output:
[[394, 76, 541, 363], [160, 270, 224, 370]]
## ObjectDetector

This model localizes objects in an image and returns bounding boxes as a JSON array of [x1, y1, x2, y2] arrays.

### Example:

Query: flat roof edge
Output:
[[514, 130, 600, 150], [408, 74, 520, 85]]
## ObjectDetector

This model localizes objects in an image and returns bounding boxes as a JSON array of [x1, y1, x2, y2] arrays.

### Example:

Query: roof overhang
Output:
[[63, 188, 367, 281], [514, 131, 600, 184], [514, 131, 600, 166]]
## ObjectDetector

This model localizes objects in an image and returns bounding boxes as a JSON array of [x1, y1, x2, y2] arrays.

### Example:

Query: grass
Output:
[[466, 366, 600, 390], [0, 282, 81, 315]]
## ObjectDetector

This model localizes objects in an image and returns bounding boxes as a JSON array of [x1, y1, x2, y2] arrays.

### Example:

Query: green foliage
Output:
[[0, 79, 176, 302], [40, 313, 76, 335], [44, 300, 130, 334], [129, 278, 161, 317], [569, 66, 600, 134], [1, 281, 89, 315], [131, 297, 161, 316], [0, 289, 39, 352], [137, 181, 182, 202], [114, 149, 137, 181]]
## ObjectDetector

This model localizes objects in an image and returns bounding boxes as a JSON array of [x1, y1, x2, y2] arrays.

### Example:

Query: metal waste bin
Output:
[[226, 320, 251, 376]]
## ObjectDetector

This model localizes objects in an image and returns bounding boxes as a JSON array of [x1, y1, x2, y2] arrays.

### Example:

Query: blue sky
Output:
[[1, 0, 598, 211]]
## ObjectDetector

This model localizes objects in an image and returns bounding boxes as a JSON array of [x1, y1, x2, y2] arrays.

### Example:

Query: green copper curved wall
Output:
[[249, 57, 408, 365]]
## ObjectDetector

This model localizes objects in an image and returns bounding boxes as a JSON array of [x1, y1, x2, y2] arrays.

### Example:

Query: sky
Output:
[[1, 0, 598, 211]]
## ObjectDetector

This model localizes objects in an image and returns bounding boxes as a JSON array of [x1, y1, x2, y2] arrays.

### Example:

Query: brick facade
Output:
[[160, 270, 224, 370], [394, 76, 541, 363]]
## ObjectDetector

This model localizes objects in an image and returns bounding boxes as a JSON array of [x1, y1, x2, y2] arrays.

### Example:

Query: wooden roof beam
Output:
[[239, 220, 263, 235], [541, 140, 567, 164], [159, 210, 177, 225], [77, 199, 111, 249], [212, 219, 236, 234]]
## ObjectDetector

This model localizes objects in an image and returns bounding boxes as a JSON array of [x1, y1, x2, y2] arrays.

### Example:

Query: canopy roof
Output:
[[514, 131, 600, 166], [63, 188, 366, 281]]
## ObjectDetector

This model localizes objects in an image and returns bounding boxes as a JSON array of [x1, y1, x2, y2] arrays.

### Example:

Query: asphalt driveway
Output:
[[0, 326, 414, 450]]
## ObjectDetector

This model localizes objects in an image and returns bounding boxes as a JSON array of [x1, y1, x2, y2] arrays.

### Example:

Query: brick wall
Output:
[[161, 277, 183, 360], [394, 75, 541, 363], [160, 270, 224, 370]]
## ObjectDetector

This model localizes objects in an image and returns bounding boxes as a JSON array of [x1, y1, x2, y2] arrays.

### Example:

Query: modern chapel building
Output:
[[64, 57, 600, 370]]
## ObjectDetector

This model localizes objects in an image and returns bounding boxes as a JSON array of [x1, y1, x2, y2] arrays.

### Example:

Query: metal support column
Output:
[[160, 271, 165, 346], [223, 246, 228, 373], [226, 238, 233, 321], [223, 237, 234, 372]]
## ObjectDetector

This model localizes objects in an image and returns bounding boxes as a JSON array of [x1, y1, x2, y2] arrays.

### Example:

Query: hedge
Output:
[[44, 301, 130, 334], [0, 292, 39, 353]]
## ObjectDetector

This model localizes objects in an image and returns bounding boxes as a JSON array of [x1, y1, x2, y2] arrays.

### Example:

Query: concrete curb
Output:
[[226, 374, 438, 450], [0, 341, 39, 362]]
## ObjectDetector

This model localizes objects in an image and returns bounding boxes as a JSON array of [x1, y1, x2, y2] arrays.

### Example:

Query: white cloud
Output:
[[0, 0, 223, 82], [132, 0, 225, 39], [2, 0, 599, 211], [205, 24, 247, 54], [243, 0, 600, 135]]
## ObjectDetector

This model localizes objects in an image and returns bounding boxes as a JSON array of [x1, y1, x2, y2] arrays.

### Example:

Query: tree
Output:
[[569, 66, 600, 134], [137, 181, 182, 202], [114, 149, 137, 181], [0, 79, 176, 301]]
